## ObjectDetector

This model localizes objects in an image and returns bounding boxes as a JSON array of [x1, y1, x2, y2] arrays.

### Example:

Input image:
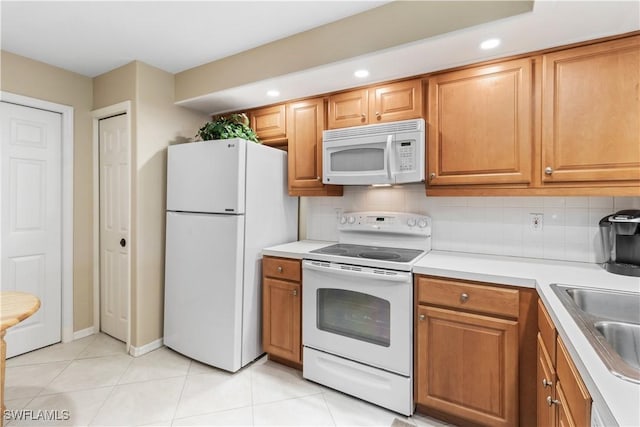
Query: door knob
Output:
[[120, 238, 126, 248]]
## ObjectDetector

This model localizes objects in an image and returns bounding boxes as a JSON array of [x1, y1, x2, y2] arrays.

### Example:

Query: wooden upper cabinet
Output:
[[427, 58, 533, 186], [327, 89, 368, 128], [370, 79, 423, 124], [328, 79, 423, 129], [249, 104, 287, 144], [287, 98, 342, 196], [541, 35, 640, 185]]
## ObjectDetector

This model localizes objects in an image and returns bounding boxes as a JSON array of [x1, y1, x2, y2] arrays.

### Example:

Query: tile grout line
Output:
[[319, 390, 338, 427], [86, 344, 134, 426], [168, 361, 191, 425]]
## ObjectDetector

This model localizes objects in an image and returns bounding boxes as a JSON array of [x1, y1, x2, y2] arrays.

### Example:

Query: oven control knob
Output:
[[347, 216, 356, 224], [418, 219, 428, 228], [407, 218, 416, 227], [339, 216, 347, 224]]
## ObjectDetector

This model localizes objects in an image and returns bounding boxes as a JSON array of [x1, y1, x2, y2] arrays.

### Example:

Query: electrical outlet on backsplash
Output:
[[301, 185, 640, 264]]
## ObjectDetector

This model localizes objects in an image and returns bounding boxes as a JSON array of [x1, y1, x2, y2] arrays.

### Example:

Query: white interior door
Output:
[[0, 101, 62, 357], [99, 114, 129, 342]]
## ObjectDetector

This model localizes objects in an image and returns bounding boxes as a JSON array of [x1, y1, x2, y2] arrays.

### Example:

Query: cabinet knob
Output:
[[419, 314, 426, 321], [277, 266, 283, 273], [429, 172, 436, 180], [361, 113, 366, 120], [375, 112, 381, 120], [317, 176, 321, 181], [544, 166, 553, 175], [542, 378, 553, 388], [292, 289, 298, 296], [460, 293, 469, 303], [546, 396, 560, 407]]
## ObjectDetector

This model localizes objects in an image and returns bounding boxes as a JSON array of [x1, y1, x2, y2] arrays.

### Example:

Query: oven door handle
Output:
[[303, 260, 411, 283]]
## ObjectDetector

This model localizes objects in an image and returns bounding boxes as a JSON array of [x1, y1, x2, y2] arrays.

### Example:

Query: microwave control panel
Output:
[[398, 141, 415, 171]]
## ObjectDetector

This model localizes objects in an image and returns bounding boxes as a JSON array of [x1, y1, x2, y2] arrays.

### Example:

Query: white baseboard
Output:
[[129, 338, 163, 357], [73, 326, 96, 341]]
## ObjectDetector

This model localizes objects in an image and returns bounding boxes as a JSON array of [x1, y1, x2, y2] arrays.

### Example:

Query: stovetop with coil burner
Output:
[[310, 243, 424, 263]]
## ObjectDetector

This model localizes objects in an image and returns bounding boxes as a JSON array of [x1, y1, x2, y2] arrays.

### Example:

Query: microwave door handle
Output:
[[386, 135, 393, 181]]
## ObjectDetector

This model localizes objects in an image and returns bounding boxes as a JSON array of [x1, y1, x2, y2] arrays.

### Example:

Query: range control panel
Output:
[[338, 211, 431, 235]]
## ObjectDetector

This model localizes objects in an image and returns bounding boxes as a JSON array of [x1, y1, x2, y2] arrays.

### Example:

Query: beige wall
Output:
[[134, 62, 208, 346], [94, 61, 208, 347], [1, 51, 95, 331], [175, 1, 533, 102]]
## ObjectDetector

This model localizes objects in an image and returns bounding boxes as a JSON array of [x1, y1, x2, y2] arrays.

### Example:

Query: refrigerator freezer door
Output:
[[164, 211, 245, 372], [167, 139, 246, 214]]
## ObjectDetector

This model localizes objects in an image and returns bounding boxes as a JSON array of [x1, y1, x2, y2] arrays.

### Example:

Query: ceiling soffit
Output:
[[174, 1, 534, 103]]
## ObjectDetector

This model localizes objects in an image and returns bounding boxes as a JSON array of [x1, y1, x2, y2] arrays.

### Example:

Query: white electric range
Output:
[[302, 211, 431, 416]]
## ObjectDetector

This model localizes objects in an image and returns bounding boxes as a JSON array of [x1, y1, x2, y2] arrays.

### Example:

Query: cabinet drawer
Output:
[[556, 336, 591, 427], [538, 299, 556, 365], [263, 256, 301, 282], [417, 276, 519, 318]]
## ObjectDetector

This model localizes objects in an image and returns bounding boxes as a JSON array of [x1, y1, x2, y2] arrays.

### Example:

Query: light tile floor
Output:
[[4, 333, 453, 427]]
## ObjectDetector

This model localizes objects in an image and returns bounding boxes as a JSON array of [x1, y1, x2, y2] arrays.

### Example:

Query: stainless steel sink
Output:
[[550, 284, 640, 383]]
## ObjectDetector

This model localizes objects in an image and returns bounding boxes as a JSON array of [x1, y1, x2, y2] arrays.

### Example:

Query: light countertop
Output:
[[262, 241, 640, 426]]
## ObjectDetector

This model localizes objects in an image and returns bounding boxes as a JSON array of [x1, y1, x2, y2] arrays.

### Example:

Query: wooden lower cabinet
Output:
[[537, 300, 591, 427], [262, 256, 302, 367], [415, 275, 537, 427], [416, 305, 518, 427], [537, 334, 556, 427]]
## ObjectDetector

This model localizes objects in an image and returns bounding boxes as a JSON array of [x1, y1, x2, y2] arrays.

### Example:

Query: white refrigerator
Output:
[[163, 138, 298, 372]]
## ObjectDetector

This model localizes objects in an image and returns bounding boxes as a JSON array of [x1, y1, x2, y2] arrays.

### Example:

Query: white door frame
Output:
[[0, 91, 74, 343], [91, 101, 132, 352]]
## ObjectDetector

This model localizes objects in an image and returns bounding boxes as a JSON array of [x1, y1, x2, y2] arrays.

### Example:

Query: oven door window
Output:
[[317, 288, 390, 347]]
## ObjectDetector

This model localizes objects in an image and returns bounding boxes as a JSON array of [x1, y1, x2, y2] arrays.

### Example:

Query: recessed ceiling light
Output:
[[354, 69, 370, 78], [266, 90, 280, 97], [480, 38, 501, 50]]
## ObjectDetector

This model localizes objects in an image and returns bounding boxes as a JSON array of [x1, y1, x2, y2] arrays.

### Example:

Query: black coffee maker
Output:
[[599, 210, 640, 277]]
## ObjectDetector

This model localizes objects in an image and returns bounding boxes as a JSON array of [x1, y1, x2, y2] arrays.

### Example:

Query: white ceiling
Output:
[[0, 0, 390, 76], [2, 1, 639, 115]]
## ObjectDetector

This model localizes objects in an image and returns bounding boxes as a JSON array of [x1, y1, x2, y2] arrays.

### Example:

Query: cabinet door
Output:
[[262, 277, 301, 363], [542, 35, 640, 184], [287, 98, 342, 196], [250, 104, 286, 143], [416, 305, 518, 427], [327, 89, 368, 129], [427, 58, 533, 186], [556, 382, 575, 427], [537, 334, 556, 427], [370, 79, 423, 124]]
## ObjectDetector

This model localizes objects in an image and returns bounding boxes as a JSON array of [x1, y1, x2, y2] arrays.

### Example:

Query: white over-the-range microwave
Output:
[[322, 118, 425, 186]]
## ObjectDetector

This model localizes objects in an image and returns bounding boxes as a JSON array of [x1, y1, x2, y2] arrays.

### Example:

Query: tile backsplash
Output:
[[300, 184, 640, 264]]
